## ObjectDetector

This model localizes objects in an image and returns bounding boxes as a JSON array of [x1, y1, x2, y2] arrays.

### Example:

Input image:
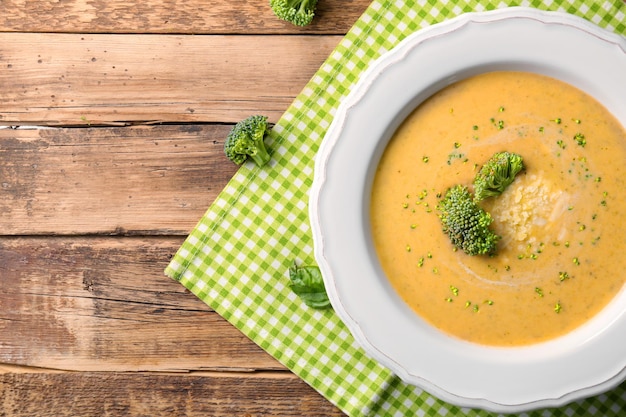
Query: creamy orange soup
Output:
[[370, 71, 626, 346]]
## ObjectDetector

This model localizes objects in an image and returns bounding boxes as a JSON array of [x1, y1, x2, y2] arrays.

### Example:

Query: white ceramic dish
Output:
[[309, 7, 626, 413]]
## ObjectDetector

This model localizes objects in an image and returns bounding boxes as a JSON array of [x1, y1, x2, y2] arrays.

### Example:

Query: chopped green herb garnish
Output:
[[450, 285, 459, 296], [574, 133, 586, 147]]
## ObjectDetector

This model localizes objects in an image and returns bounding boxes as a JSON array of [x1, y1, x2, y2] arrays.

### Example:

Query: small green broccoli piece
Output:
[[473, 151, 524, 202], [270, 0, 318, 27], [437, 185, 500, 256], [224, 115, 271, 167]]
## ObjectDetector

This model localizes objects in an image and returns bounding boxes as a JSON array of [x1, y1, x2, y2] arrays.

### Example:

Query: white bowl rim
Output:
[[309, 7, 626, 413]]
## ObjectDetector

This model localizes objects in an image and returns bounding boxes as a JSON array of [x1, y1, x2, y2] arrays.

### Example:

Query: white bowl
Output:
[[309, 7, 626, 413]]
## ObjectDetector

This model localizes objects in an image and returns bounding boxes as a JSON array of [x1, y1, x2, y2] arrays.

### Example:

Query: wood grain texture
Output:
[[0, 370, 346, 416], [1, 1, 355, 415], [0, 236, 281, 372], [0, 33, 341, 125], [0, 125, 238, 235], [0, 0, 370, 34]]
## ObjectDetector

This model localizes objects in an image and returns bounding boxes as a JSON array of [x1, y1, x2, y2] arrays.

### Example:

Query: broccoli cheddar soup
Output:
[[370, 71, 626, 346]]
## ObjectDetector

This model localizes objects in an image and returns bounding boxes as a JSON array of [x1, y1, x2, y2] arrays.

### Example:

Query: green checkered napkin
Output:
[[166, 1, 626, 415]]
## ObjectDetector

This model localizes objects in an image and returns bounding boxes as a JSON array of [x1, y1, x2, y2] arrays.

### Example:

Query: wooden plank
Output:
[[0, 370, 346, 416], [0, 33, 341, 125], [0, 0, 369, 35], [0, 125, 238, 235], [0, 236, 283, 372]]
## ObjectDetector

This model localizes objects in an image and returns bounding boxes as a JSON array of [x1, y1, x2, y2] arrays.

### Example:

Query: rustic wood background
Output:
[[0, 1, 371, 415]]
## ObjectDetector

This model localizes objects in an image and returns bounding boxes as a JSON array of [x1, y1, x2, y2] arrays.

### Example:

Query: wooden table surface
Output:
[[0, 1, 370, 415]]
